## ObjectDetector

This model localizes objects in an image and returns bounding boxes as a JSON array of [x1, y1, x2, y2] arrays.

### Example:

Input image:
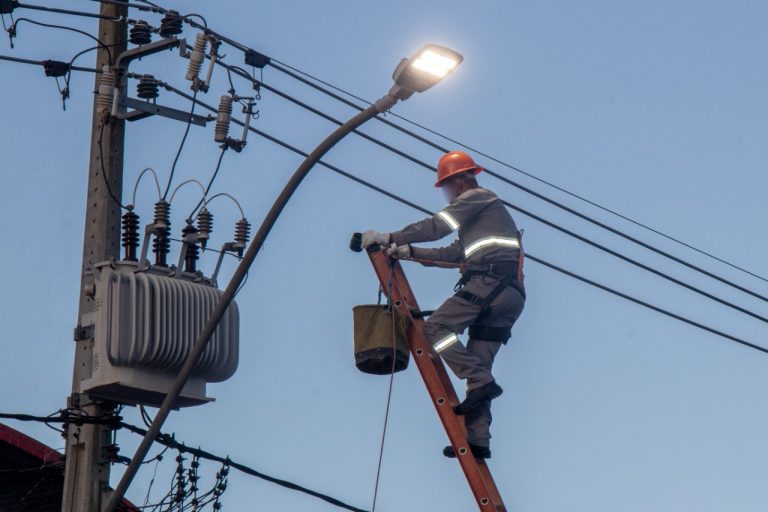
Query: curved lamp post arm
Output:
[[102, 92, 398, 512]]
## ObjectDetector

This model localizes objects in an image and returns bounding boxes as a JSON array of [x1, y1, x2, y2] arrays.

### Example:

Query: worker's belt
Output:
[[454, 261, 525, 299], [463, 261, 519, 277]]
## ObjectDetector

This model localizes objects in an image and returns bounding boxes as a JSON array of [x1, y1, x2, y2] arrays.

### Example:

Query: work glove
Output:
[[361, 230, 389, 249], [386, 243, 411, 259]]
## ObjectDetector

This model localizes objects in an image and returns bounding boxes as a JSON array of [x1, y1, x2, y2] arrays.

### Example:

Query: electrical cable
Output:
[[118, 422, 370, 512], [234, 270, 248, 298], [190, 145, 227, 218], [139, 405, 153, 428], [168, 178, 206, 208], [217, 66, 768, 325], [162, 89, 198, 200], [142, 457, 161, 508], [98, 121, 129, 210], [169, 238, 241, 260], [162, 86, 768, 355], [15, 2, 121, 21], [371, 263, 397, 512], [8, 18, 113, 62], [59, 43, 119, 110], [136, 0, 161, 8], [195, 192, 245, 220], [59, 45, 99, 109], [88, 0, 158, 13], [180, 12, 207, 29], [132, 167, 163, 205]]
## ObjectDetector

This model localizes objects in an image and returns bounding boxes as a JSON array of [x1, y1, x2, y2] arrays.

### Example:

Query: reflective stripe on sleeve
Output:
[[464, 236, 520, 258], [433, 333, 460, 353], [437, 211, 460, 231]]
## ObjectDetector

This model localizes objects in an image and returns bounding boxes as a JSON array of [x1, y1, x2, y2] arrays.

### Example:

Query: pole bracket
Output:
[[111, 37, 210, 126]]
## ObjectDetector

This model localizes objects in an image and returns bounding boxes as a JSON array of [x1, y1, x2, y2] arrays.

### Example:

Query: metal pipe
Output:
[[102, 91, 399, 512]]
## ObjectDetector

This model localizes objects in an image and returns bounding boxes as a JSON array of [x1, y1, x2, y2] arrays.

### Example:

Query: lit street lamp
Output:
[[391, 44, 463, 99], [104, 43, 463, 512]]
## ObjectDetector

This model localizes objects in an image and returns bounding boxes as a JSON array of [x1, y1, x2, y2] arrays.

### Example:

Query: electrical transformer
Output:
[[80, 260, 239, 408]]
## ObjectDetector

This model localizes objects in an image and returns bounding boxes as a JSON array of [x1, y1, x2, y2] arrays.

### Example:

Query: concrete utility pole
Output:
[[62, 2, 127, 511]]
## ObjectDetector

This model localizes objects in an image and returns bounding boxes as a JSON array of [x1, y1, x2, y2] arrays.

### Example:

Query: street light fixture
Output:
[[390, 44, 464, 99], [104, 43, 463, 512]]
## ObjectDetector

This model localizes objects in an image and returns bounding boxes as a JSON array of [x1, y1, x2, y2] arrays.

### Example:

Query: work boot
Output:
[[443, 443, 491, 459], [454, 381, 503, 415]]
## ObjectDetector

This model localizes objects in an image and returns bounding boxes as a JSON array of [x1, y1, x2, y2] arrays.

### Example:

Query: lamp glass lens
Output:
[[420, 49, 459, 70], [411, 57, 449, 77]]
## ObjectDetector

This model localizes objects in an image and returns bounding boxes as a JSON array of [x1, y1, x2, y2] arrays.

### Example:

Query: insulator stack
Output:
[[121, 209, 140, 261], [182, 223, 200, 273], [136, 75, 160, 99], [185, 33, 208, 84], [214, 95, 232, 143], [196, 208, 213, 248], [159, 10, 183, 38], [97, 65, 115, 114], [129, 20, 152, 45], [152, 200, 171, 267], [234, 218, 251, 257], [174, 454, 186, 503]]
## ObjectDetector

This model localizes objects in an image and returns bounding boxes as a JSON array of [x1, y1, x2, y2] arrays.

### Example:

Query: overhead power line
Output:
[[266, 60, 768, 287], [161, 83, 768, 356], [0, 411, 370, 512], [268, 57, 768, 286]]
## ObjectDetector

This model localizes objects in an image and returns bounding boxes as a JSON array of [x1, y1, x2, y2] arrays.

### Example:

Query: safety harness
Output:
[[453, 231, 526, 344]]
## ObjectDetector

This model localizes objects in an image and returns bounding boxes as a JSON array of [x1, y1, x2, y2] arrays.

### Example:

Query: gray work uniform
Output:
[[390, 187, 525, 447]]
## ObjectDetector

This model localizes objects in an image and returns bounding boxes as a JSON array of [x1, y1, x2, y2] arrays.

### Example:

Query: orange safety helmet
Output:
[[435, 150, 483, 187]]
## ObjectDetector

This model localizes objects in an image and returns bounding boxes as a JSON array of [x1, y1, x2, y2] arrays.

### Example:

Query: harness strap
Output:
[[454, 289, 485, 305], [475, 276, 515, 321], [468, 325, 512, 344], [455, 274, 520, 320]]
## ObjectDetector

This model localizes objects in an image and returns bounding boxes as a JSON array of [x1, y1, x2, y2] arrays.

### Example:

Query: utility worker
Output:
[[361, 150, 525, 459]]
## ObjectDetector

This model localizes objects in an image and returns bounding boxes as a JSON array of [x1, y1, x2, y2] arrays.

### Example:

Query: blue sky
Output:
[[1, 1, 767, 511]]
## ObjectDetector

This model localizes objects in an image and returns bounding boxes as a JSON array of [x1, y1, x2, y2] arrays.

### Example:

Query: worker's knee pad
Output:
[[468, 325, 511, 344]]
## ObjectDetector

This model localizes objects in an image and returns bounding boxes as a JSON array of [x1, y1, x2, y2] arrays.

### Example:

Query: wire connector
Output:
[[42, 59, 69, 78], [0, 0, 16, 15], [244, 48, 270, 69]]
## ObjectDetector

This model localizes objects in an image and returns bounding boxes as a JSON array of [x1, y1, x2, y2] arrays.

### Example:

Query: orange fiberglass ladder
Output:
[[357, 239, 507, 512]]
